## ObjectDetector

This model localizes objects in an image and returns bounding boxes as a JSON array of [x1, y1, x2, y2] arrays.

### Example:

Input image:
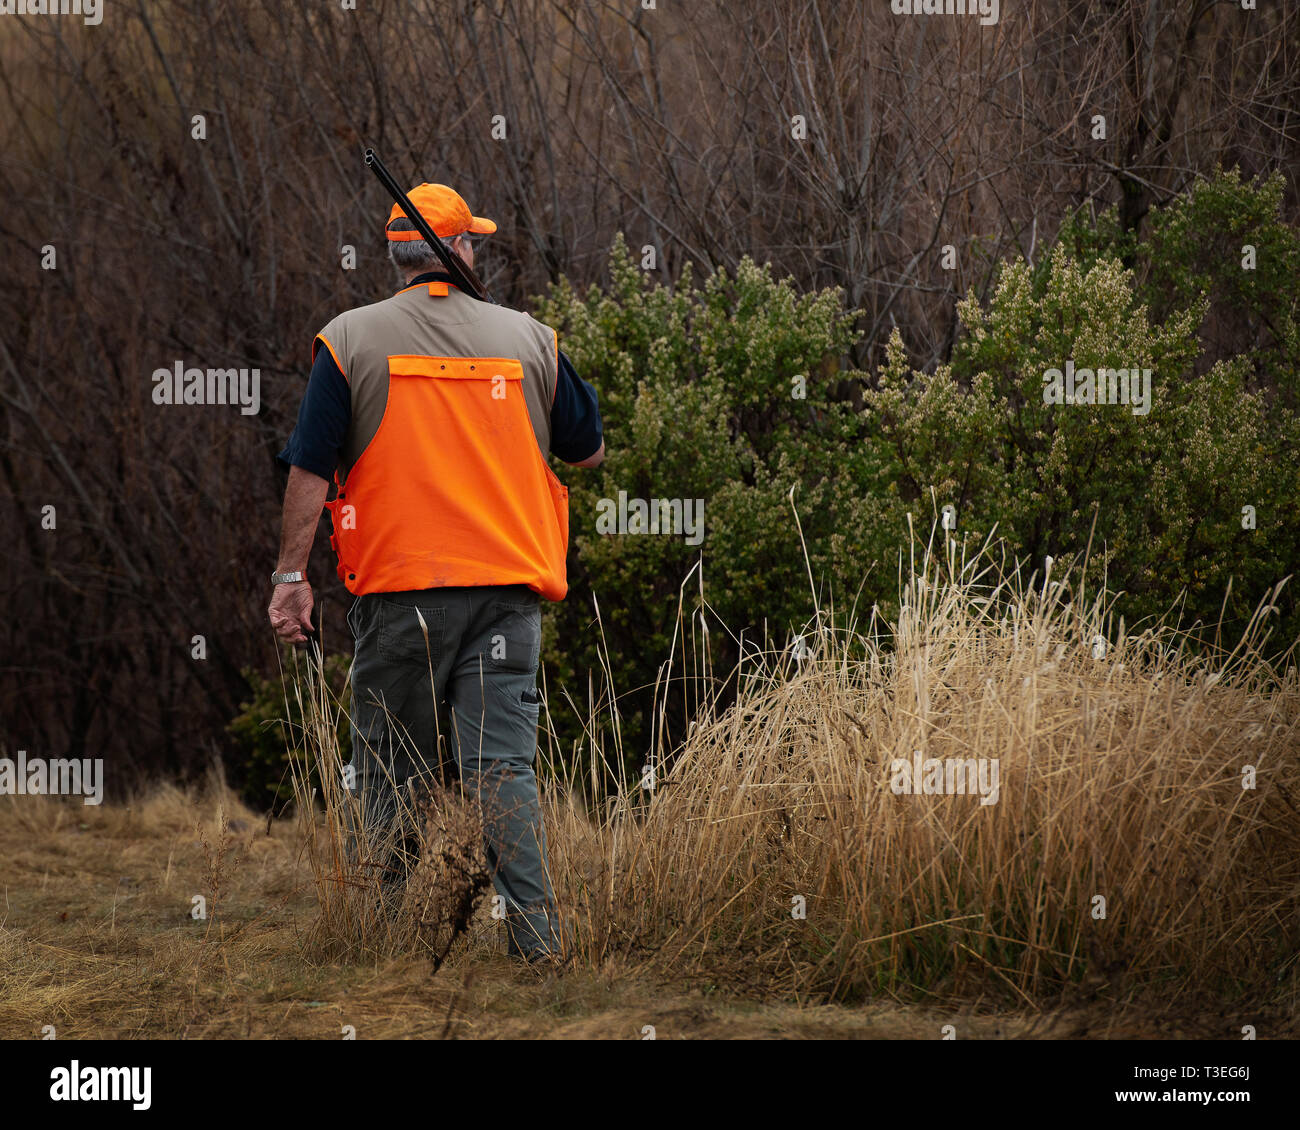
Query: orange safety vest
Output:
[[318, 283, 570, 600]]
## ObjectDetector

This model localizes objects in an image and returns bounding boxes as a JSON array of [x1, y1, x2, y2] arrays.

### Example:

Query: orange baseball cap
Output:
[[385, 183, 497, 241]]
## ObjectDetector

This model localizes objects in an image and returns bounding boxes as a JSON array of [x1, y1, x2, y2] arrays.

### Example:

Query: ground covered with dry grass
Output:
[[3, 542, 1296, 1040], [0, 786, 1273, 1040]]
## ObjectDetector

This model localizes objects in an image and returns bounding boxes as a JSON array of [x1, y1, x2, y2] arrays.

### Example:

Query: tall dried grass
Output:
[[292, 530, 1299, 1005], [544, 530, 1300, 1004]]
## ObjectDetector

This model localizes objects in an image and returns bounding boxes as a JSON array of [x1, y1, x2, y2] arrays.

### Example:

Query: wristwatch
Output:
[[271, 571, 307, 585]]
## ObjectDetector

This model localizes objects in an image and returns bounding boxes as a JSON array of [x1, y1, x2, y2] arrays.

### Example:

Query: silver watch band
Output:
[[270, 571, 306, 585]]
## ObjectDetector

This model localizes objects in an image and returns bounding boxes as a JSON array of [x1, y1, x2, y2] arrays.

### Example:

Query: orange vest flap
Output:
[[388, 354, 525, 382]]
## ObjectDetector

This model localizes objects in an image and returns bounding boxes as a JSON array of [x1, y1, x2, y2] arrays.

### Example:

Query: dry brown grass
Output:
[[0, 782, 1094, 1039], [541, 533, 1300, 1010]]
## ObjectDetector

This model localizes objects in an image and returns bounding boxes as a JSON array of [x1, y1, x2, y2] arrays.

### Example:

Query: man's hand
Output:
[[269, 465, 330, 646], [268, 581, 314, 645]]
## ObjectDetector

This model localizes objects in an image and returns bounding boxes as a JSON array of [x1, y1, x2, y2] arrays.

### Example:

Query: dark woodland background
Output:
[[1, 0, 1297, 799]]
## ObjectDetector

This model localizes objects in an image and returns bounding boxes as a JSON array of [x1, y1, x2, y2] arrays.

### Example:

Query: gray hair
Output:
[[386, 218, 463, 278]]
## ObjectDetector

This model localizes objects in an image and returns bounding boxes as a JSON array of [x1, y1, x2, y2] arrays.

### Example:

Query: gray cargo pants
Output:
[[346, 583, 557, 958]]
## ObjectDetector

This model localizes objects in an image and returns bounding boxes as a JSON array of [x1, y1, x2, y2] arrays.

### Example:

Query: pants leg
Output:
[[348, 591, 453, 883], [447, 586, 557, 958], [349, 585, 557, 956]]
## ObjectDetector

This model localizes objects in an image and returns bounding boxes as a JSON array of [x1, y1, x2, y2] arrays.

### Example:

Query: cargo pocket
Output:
[[378, 599, 445, 665], [487, 670, 543, 748], [487, 600, 541, 675]]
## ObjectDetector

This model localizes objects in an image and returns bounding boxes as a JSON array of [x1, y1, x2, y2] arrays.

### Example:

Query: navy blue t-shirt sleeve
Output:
[[550, 349, 603, 463], [276, 339, 351, 479]]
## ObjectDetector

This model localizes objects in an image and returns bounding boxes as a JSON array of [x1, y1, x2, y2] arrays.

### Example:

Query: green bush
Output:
[[536, 175, 1300, 775], [877, 245, 1297, 644], [535, 237, 885, 774]]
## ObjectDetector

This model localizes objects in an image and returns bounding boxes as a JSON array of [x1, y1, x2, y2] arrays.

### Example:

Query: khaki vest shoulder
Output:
[[315, 298, 392, 380], [319, 293, 556, 370]]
